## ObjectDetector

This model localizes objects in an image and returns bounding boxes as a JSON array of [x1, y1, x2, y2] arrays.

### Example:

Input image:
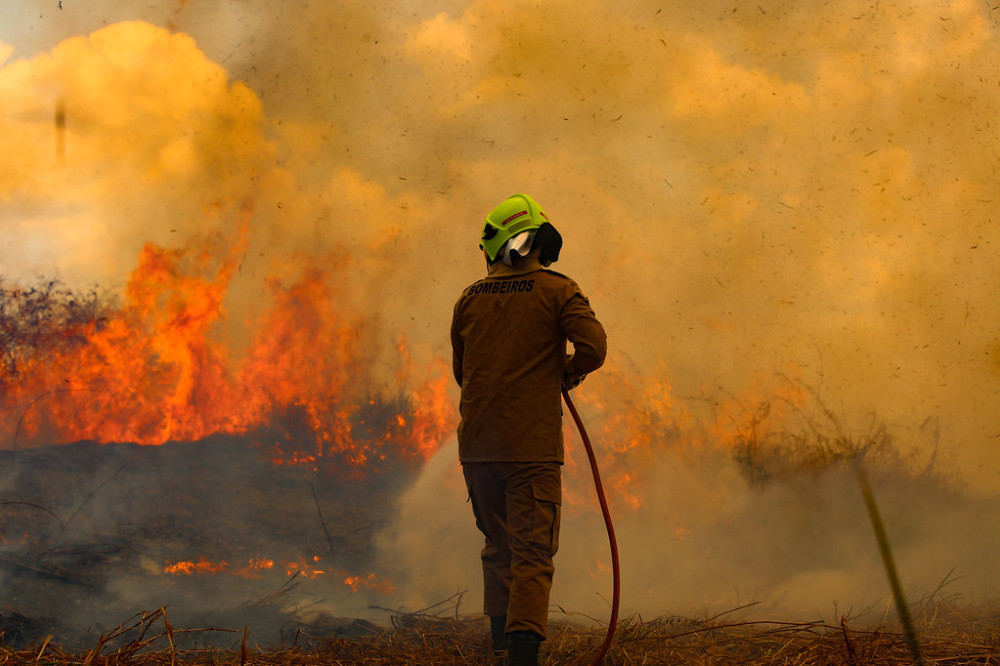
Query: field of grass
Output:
[[3, 600, 999, 665]]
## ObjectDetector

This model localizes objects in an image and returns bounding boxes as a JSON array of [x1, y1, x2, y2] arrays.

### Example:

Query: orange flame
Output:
[[285, 555, 325, 579], [707, 375, 809, 452], [562, 364, 694, 511], [160, 555, 394, 594], [343, 572, 396, 594], [1, 223, 456, 473], [562, 363, 809, 513], [163, 557, 230, 575], [234, 558, 275, 578]]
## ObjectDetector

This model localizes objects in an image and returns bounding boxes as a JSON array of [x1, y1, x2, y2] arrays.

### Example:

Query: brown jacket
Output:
[[451, 257, 607, 463]]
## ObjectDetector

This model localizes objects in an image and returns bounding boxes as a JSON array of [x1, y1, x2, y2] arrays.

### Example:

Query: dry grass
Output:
[[2, 603, 999, 665]]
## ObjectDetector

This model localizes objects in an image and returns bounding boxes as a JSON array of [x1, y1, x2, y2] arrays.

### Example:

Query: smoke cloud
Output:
[[378, 433, 1000, 624], [2, 0, 999, 627]]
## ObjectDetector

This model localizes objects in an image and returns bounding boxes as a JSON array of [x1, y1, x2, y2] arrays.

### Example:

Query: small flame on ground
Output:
[[160, 555, 394, 594], [285, 556, 325, 579], [343, 572, 396, 594], [163, 557, 230, 575], [234, 558, 275, 578]]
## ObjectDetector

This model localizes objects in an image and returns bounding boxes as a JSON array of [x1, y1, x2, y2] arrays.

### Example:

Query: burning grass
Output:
[[0, 258, 456, 459], [2, 602, 1000, 664], [3, 273, 997, 665]]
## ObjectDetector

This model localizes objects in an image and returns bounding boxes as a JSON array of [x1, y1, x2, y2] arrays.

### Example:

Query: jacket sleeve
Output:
[[450, 299, 465, 386], [561, 290, 607, 378]]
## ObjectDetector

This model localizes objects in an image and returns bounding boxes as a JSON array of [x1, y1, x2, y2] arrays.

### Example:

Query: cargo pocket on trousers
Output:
[[530, 481, 561, 555], [466, 488, 489, 539]]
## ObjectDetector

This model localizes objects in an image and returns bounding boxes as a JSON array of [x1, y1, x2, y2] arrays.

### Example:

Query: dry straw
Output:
[[2, 603, 999, 664]]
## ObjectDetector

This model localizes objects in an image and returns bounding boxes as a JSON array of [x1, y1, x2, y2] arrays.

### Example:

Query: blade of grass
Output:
[[855, 462, 925, 666]]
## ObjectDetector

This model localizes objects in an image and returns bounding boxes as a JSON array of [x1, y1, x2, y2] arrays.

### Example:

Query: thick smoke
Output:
[[2, 0, 999, 630], [378, 433, 1000, 624]]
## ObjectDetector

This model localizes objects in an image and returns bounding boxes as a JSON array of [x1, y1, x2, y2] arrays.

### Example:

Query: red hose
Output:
[[563, 387, 620, 665]]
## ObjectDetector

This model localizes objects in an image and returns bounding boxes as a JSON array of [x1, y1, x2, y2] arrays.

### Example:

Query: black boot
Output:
[[490, 615, 508, 663], [507, 631, 541, 666]]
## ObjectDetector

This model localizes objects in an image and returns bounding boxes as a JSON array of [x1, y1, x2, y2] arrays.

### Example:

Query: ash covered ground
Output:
[[0, 437, 411, 650]]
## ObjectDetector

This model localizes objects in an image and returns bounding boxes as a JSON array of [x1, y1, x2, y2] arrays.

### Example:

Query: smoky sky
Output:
[[3, 0, 996, 485], [2, 0, 1000, 625]]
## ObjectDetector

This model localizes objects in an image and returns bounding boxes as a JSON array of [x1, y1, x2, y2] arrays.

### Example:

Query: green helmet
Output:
[[480, 194, 550, 262]]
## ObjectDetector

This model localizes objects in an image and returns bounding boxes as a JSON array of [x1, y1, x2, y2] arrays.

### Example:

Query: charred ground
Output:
[[0, 435, 415, 650]]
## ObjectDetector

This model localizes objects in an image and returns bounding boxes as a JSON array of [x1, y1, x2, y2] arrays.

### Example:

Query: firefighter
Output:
[[450, 194, 607, 666]]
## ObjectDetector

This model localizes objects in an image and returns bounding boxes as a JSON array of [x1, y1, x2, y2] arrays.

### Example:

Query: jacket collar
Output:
[[487, 252, 545, 277]]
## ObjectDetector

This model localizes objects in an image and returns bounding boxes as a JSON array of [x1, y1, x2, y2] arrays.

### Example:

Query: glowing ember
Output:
[[234, 558, 275, 578], [343, 572, 396, 594], [284, 556, 325, 579], [163, 557, 230, 575]]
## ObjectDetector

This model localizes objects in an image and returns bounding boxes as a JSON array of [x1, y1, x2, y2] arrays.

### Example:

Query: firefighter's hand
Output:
[[562, 372, 586, 392]]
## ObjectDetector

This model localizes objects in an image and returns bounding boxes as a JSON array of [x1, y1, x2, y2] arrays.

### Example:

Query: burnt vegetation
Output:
[[0, 278, 110, 389], [716, 379, 944, 489]]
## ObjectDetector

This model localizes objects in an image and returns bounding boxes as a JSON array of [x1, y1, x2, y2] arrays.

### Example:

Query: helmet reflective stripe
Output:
[[500, 210, 529, 226], [480, 194, 549, 261]]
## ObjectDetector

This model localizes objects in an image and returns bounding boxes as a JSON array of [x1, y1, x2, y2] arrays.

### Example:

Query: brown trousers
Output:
[[462, 461, 562, 639]]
